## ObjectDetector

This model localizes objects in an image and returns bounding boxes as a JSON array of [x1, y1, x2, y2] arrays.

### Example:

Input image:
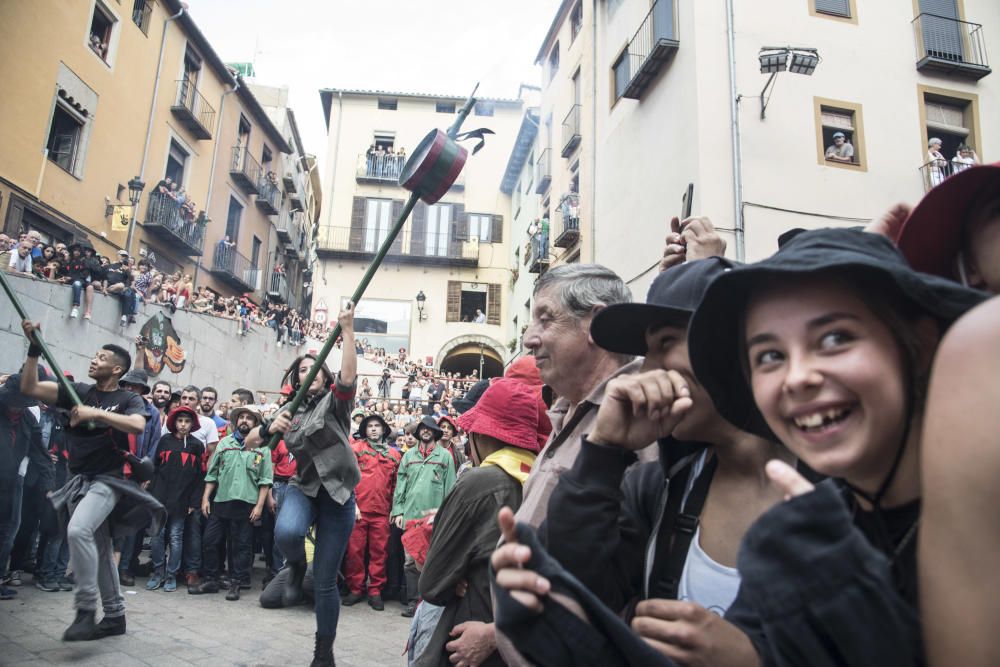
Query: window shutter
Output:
[[349, 197, 365, 251], [390, 199, 404, 255], [451, 203, 466, 256], [487, 283, 501, 325], [447, 281, 461, 323], [490, 215, 504, 243], [411, 202, 427, 256], [814, 0, 851, 17]]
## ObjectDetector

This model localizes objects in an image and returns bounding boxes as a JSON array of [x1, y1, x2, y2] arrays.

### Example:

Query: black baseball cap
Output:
[[590, 257, 736, 356]]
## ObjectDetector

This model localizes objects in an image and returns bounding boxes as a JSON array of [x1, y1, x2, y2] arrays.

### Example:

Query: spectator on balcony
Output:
[[927, 137, 948, 187], [825, 131, 855, 164], [473, 309, 487, 324], [7, 239, 33, 276], [951, 144, 979, 173], [26, 231, 43, 261]]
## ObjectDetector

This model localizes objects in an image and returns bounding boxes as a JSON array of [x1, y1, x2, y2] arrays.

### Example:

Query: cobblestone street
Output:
[[0, 564, 411, 666]]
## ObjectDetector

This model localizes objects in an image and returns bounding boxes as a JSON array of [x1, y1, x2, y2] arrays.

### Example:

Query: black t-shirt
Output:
[[105, 261, 130, 286], [57, 381, 148, 476]]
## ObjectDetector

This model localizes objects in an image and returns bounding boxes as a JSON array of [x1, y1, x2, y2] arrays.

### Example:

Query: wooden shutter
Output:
[[490, 215, 504, 243], [451, 204, 466, 257], [348, 197, 365, 251], [390, 199, 404, 255], [814, 0, 851, 17], [411, 202, 427, 256], [487, 283, 501, 325], [446, 281, 461, 322]]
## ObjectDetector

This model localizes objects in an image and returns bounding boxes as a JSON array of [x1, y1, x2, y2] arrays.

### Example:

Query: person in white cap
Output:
[[825, 131, 855, 164]]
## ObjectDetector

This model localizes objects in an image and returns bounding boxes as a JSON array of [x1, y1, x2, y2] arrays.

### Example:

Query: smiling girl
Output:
[[686, 228, 986, 665]]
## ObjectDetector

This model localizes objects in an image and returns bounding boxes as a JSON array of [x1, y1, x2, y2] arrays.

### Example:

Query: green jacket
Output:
[[391, 444, 456, 522], [205, 434, 273, 505]]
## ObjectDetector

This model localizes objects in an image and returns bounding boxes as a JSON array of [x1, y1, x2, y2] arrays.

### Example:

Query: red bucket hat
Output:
[[280, 384, 294, 397], [166, 405, 199, 434], [456, 378, 550, 454], [896, 161, 1000, 279]]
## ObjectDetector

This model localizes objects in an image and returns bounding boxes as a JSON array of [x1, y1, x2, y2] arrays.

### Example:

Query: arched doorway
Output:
[[437, 335, 506, 379]]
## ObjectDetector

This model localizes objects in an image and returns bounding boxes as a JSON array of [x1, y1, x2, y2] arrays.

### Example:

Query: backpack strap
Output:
[[647, 453, 719, 600]]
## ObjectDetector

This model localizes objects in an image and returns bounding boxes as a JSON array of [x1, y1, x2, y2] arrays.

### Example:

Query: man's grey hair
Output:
[[533, 264, 632, 319]]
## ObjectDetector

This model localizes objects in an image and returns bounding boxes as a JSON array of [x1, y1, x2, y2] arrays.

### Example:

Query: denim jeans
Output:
[[275, 486, 356, 638], [0, 475, 25, 576], [66, 482, 125, 616], [270, 480, 289, 575], [71, 280, 85, 307], [120, 288, 136, 317], [150, 514, 186, 577], [182, 509, 203, 575], [38, 535, 69, 582]]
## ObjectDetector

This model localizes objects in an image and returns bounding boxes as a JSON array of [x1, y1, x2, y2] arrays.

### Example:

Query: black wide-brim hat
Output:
[[688, 227, 988, 440], [359, 413, 391, 436], [591, 258, 736, 356], [415, 415, 444, 440]]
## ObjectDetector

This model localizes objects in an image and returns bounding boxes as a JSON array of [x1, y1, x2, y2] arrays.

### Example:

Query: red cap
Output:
[[166, 405, 198, 434], [505, 356, 543, 387], [457, 378, 551, 454], [897, 161, 1000, 279], [280, 384, 294, 397]]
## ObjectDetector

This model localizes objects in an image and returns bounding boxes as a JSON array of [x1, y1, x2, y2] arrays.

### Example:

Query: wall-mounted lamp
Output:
[[416, 290, 427, 322], [758, 46, 820, 119]]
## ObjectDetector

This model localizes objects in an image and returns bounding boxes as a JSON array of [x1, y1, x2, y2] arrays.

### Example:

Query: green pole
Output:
[[0, 269, 83, 406], [267, 85, 480, 449]]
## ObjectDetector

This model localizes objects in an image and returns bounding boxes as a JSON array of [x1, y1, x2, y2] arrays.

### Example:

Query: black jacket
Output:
[[0, 409, 51, 492], [149, 433, 205, 517]]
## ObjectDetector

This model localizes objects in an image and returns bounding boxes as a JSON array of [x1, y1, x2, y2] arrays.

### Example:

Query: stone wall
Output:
[[0, 271, 329, 396]]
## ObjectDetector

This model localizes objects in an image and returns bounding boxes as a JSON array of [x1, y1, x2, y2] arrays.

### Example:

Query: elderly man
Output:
[[825, 131, 855, 164], [7, 239, 33, 276]]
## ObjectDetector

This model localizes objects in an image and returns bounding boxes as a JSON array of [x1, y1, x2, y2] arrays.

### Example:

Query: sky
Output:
[[184, 0, 562, 167]]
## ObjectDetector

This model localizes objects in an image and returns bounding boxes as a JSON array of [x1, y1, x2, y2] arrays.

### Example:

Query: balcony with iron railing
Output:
[[255, 176, 282, 215], [535, 148, 552, 194], [209, 243, 260, 292], [285, 213, 306, 259], [170, 80, 215, 140], [620, 0, 680, 99], [562, 105, 582, 158], [528, 234, 549, 274], [913, 13, 991, 80], [230, 147, 262, 195], [316, 226, 478, 268], [553, 192, 581, 248], [918, 157, 979, 193], [142, 191, 205, 256], [266, 269, 290, 303], [355, 153, 464, 190]]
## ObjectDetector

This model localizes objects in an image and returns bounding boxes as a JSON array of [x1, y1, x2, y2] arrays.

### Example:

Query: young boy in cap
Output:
[[391, 416, 456, 617], [343, 413, 401, 611], [193, 405, 272, 600], [147, 406, 204, 593]]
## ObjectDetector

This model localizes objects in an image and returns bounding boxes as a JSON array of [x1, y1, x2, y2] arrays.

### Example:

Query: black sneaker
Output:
[[368, 594, 384, 611], [190, 579, 220, 595], [239, 579, 251, 590], [94, 614, 126, 638], [35, 578, 60, 592], [225, 583, 240, 601], [63, 610, 98, 641], [341, 592, 364, 606], [58, 577, 74, 591], [401, 602, 417, 618]]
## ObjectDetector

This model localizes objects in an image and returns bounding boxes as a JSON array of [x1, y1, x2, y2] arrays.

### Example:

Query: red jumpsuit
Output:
[[344, 439, 401, 596]]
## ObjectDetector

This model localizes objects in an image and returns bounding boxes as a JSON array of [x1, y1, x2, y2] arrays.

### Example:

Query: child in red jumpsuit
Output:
[[342, 414, 400, 611]]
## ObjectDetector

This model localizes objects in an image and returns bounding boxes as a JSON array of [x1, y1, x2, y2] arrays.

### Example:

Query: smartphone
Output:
[[681, 183, 694, 221]]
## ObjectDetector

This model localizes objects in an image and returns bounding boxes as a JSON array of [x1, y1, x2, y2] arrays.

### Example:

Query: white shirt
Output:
[[677, 527, 741, 616], [8, 251, 31, 273], [161, 414, 220, 447]]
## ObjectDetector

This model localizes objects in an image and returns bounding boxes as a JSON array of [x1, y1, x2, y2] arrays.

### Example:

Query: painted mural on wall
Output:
[[138, 312, 186, 375]]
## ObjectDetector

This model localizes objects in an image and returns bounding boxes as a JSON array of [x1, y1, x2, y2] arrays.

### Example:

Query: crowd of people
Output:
[[1, 158, 998, 667]]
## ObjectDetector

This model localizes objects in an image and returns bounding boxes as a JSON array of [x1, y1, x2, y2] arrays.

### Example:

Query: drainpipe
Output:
[[725, 0, 745, 261], [130, 5, 184, 257], [321, 91, 344, 288], [589, 0, 598, 262], [193, 78, 239, 290]]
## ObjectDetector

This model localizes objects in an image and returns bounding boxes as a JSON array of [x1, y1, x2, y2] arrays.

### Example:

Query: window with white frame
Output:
[[364, 198, 393, 252], [88, 2, 118, 63], [468, 214, 493, 243], [425, 204, 452, 257]]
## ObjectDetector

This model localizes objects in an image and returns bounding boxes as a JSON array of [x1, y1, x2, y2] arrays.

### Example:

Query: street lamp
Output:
[[758, 46, 820, 119], [124, 175, 145, 256], [415, 290, 427, 322]]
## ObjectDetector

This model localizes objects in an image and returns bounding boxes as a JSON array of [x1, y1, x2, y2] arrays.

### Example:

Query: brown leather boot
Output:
[[185, 573, 201, 594]]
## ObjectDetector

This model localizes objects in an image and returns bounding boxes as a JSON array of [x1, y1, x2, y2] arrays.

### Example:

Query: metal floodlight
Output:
[[759, 51, 789, 74], [789, 51, 820, 75]]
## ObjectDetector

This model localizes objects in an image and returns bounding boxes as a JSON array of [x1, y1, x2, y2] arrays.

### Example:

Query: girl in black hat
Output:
[[682, 228, 987, 666]]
